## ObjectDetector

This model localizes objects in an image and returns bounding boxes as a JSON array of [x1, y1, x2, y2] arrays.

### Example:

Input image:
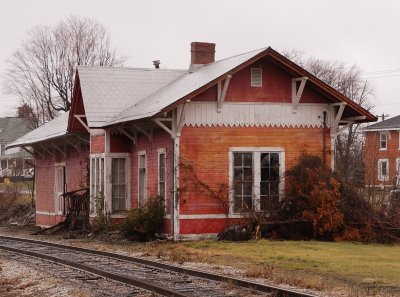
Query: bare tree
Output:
[[3, 15, 126, 127], [284, 50, 375, 182]]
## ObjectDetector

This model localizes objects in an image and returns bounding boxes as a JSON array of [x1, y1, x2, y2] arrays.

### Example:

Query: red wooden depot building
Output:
[[9, 42, 375, 239]]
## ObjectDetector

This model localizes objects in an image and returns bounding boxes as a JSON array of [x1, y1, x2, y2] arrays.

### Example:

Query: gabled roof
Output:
[[77, 67, 186, 127], [7, 112, 69, 148], [0, 117, 32, 143], [362, 115, 400, 132], [107, 48, 267, 125], [105, 47, 376, 126]]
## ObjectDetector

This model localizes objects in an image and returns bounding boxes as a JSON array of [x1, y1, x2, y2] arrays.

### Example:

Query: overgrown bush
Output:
[[120, 196, 165, 240], [280, 153, 343, 239]]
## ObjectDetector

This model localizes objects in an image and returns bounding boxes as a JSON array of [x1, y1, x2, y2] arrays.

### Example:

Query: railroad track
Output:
[[0, 235, 318, 297]]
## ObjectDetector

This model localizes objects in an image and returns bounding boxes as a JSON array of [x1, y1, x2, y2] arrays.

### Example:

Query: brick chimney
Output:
[[190, 42, 216, 66]]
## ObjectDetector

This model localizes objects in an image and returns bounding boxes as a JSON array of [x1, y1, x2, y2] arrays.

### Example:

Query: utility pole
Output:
[[376, 113, 389, 121]]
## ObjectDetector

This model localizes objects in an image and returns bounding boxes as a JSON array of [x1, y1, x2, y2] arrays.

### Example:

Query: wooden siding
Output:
[[191, 59, 331, 104], [90, 134, 105, 153], [35, 147, 89, 227], [184, 102, 333, 128], [130, 128, 173, 214], [178, 125, 331, 234]]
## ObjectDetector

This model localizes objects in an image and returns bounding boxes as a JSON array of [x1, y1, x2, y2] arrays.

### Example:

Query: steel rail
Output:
[[0, 235, 318, 297]]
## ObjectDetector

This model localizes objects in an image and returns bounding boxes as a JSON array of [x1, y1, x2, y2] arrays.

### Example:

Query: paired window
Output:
[[380, 132, 387, 150], [378, 159, 389, 181], [138, 152, 147, 205], [251, 68, 262, 87], [111, 158, 126, 212], [158, 150, 166, 199], [231, 149, 282, 213]]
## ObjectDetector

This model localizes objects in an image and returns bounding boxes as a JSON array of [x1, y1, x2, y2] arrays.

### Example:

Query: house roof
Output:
[[105, 47, 376, 126], [0, 117, 32, 143], [7, 112, 69, 148], [107, 48, 268, 125], [361, 115, 400, 132], [77, 67, 186, 127]]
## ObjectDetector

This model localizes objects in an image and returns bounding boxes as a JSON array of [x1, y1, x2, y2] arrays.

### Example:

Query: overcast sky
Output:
[[0, 0, 399, 119]]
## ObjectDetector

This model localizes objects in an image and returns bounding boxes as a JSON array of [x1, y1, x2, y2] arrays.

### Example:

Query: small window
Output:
[[378, 159, 389, 181], [380, 132, 387, 150], [0, 144, 5, 156], [138, 152, 147, 205], [251, 68, 262, 87], [158, 151, 166, 199]]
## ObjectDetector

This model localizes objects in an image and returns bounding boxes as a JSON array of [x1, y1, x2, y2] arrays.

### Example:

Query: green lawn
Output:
[[133, 239, 400, 295]]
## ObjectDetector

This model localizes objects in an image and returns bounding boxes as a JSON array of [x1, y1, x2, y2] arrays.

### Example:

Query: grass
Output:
[[123, 239, 400, 295], [1, 225, 399, 296]]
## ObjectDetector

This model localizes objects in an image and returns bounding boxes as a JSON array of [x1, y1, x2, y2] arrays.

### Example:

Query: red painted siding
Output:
[[191, 59, 329, 104], [110, 134, 131, 153], [130, 129, 173, 214], [91, 134, 105, 153], [35, 147, 89, 227], [178, 125, 331, 234]]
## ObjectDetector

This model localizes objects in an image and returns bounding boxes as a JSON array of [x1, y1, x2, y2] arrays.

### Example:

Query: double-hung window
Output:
[[158, 149, 166, 199], [380, 132, 387, 150], [138, 151, 147, 205], [111, 158, 126, 212], [378, 159, 389, 181], [231, 148, 283, 213]]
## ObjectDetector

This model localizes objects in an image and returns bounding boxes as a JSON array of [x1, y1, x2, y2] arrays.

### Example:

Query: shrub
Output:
[[120, 196, 165, 240], [280, 153, 344, 239]]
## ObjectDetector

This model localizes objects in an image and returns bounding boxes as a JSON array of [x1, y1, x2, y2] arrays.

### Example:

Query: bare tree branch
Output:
[[2, 15, 126, 126]]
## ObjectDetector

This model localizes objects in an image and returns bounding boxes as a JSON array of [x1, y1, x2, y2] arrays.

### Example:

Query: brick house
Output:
[[9, 42, 376, 239], [363, 116, 400, 188]]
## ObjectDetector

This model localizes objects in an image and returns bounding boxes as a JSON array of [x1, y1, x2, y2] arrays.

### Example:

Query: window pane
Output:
[[243, 196, 253, 210], [261, 153, 270, 166], [261, 168, 270, 181], [243, 153, 252, 167], [234, 153, 242, 166]]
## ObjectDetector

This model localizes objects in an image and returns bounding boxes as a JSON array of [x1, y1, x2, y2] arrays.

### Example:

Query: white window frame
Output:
[[111, 157, 128, 213], [90, 155, 105, 200], [396, 158, 400, 186], [138, 150, 147, 205], [398, 131, 400, 150], [228, 147, 285, 215], [378, 159, 389, 182], [157, 148, 166, 199], [54, 162, 66, 215], [90, 153, 130, 217], [380, 132, 387, 150], [251, 67, 262, 87]]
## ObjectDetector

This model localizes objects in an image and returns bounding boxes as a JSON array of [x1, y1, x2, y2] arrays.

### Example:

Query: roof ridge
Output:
[[77, 65, 186, 72]]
